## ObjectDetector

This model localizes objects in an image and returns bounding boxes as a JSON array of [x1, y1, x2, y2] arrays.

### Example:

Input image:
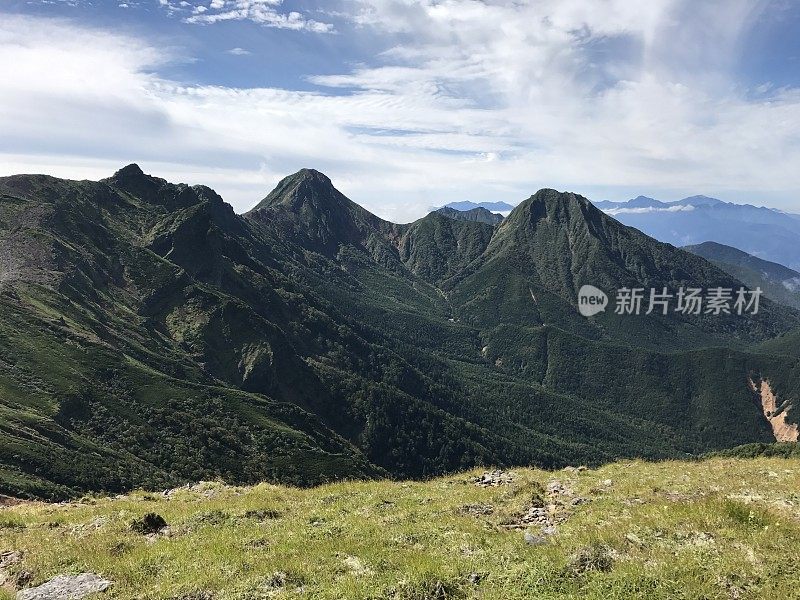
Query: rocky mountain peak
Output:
[[105, 163, 162, 201], [245, 168, 391, 257], [113, 163, 145, 179], [500, 188, 600, 233], [249, 168, 341, 213]]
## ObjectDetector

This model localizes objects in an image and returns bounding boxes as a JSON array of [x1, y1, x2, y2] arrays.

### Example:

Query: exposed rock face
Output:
[[16, 573, 112, 600], [749, 377, 799, 442]]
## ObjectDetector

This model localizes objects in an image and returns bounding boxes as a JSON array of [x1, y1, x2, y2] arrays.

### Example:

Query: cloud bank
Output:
[[1, 1, 799, 222]]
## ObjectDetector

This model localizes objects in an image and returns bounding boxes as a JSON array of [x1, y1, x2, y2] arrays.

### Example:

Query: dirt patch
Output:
[[0, 495, 26, 507], [748, 377, 798, 442]]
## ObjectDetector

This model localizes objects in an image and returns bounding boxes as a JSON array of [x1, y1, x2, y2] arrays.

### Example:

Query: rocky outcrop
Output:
[[16, 573, 112, 600], [472, 470, 514, 487]]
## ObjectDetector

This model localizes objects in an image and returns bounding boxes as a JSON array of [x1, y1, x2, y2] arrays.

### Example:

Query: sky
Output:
[[1, 0, 800, 222]]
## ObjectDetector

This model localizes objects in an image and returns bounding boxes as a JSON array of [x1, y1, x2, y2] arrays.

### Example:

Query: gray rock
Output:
[[0, 551, 26, 589], [459, 503, 494, 516], [17, 573, 112, 600], [524, 532, 549, 546], [0, 551, 22, 569], [541, 525, 558, 536], [472, 470, 514, 487], [546, 480, 568, 496]]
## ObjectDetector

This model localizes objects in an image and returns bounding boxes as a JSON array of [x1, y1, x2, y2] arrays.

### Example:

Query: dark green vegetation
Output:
[[706, 442, 800, 459], [685, 241, 800, 310], [1, 166, 799, 499]]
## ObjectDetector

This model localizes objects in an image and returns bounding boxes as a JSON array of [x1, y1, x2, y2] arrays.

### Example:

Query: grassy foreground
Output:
[[1, 458, 799, 599]]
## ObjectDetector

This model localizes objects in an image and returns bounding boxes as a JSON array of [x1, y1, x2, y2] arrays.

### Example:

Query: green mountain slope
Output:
[[2, 166, 799, 498], [396, 212, 495, 285], [685, 241, 800, 310], [450, 189, 795, 348], [0, 169, 381, 498]]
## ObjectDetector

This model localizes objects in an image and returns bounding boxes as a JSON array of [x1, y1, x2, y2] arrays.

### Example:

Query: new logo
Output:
[[577, 285, 608, 317]]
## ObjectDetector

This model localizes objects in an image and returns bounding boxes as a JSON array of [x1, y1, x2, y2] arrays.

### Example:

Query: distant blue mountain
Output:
[[592, 195, 800, 271], [442, 200, 515, 212], [435, 206, 504, 225], [595, 195, 668, 210], [684, 241, 800, 310], [675, 195, 725, 208]]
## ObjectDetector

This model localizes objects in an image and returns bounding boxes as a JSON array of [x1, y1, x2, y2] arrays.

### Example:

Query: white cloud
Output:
[[604, 205, 697, 215], [1, 3, 800, 223], [227, 47, 251, 55], [174, 0, 335, 32]]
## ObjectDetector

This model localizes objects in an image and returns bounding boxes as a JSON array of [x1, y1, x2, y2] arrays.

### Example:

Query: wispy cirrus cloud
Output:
[[160, 0, 335, 32]]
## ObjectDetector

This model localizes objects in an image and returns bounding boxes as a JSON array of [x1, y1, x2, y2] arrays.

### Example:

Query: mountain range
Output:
[[441, 200, 515, 213], [593, 195, 800, 271], [435, 206, 505, 225], [685, 241, 800, 311], [1, 166, 799, 499]]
